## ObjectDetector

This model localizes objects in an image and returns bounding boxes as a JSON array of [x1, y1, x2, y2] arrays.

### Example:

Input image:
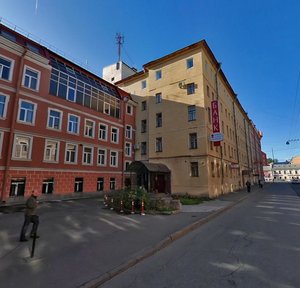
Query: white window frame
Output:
[[155, 70, 162, 80], [82, 146, 93, 165], [44, 139, 60, 162], [125, 142, 132, 157], [97, 148, 107, 166], [99, 123, 108, 141], [47, 108, 63, 130], [104, 102, 110, 115], [0, 54, 14, 81], [65, 143, 78, 164], [0, 93, 10, 119], [84, 119, 95, 138], [141, 80, 146, 89], [186, 58, 194, 69], [67, 113, 80, 135], [17, 99, 37, 125], [126, 104, 133, 115], [110, 150, 118, 167], [12, 134, 33, 160], [22, 65, 40, 91], [67, 86, 76, 102], [111, 127, 119, 143], [125, 125, 132, 139]]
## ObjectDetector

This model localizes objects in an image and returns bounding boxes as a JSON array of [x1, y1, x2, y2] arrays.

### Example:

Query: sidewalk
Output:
[[0, 187, 256, 288]]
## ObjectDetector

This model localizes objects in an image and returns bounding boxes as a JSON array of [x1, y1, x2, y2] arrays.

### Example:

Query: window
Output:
[[104, 102, 110, 115], [155, 70, 162, 80], [141, 142, 147, 155], [13, 135, 32, 159], [155, 93, 162, 104], [97, 149, 107, 166], [74, 177, 83, 192], [67, 86, 76, 102], [65, 143, 77, 163], [126, 104, 133, 115], [125, 125, 132, 139], [83, 146, 93, 165], [68, 114, 80, 134], [187, 83, 195, 95], [125, 142, 132, 157], [18, 100, 36, 124], [211, 162, 215, 177], [110, 151, 118, 167], [189, 133, 198, 149], [188, 105, 196, 121], [97, 177, 104, 191], [44, 140, 59, 162], [111, 127, 119, 143], [47, 109, 62, 130], [141, 80, 147, 89], [0, 94, 9, 118], [141, 101, 147, 111], [42, 178, 54, 194], [99, 124, 108, 141], [186, 58, 194, 69], [141, 119, 147, 133], [110, 178, 116, 190], [156, 137, 162, 152], [0, 55, 13, 81], [156, 113, 162, 127], [191, 162, 199, 177], [23, 66, 40, 90], [10, 178, 26, 197], [84, 119, 95, 138]]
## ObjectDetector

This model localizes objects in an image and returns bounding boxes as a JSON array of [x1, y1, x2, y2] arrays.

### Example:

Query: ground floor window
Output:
[[97, 177, 104, 191], [74, 177, 83, 192], [10, 178, 26, 197], [110, 177, 116, 190], [190, 162, 199, 177], [42, 178, 54, 194]]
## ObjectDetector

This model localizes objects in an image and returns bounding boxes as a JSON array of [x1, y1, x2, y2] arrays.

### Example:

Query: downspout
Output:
[[1, 48, 28, 202], [215, 63, 223, 192]]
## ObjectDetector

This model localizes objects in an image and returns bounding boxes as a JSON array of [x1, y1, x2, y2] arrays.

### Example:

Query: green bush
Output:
[[105, 187, 150, 212]]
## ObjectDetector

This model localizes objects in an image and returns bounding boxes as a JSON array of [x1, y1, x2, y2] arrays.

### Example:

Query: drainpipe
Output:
[[215, 63, 224, 192], [1, 48, 28, 202], [121, 96, 129, 190]]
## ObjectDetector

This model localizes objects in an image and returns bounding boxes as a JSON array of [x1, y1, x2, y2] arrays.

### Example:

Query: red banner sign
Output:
[[211, 100, 220, 146]]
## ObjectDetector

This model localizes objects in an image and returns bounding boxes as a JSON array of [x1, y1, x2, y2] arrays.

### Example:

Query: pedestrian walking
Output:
[[246, 180, 251, 193], [258, 179, 263, 188], [19, 190, 40, 242]]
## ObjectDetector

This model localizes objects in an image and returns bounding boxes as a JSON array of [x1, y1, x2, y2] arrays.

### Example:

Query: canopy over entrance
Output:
[[126, 161, 171, 194]]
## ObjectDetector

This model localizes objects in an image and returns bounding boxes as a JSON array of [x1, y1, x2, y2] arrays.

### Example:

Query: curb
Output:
[[80, 192, 250, 288]]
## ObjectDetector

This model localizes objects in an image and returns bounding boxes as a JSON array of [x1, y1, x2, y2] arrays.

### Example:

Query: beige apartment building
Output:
[[113, 40, 263, 198]]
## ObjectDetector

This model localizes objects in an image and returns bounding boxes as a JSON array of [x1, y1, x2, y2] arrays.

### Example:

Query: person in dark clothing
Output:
[[246, 180, 251, 193], [258, 179, 263, 188], [19, 191, 40, 242]]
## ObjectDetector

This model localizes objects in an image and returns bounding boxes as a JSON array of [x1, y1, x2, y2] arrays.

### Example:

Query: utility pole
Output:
[[116, 33, 124, 62]]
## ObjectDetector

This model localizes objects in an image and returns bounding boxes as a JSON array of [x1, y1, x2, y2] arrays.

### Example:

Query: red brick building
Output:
[[0, 24, 135, 203]]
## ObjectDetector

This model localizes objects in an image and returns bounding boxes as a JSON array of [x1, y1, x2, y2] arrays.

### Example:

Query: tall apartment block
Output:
[[115, 40, 263, 197], [0, 24, 135, 203]]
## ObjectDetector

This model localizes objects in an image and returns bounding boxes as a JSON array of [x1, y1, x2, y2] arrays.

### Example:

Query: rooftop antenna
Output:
[[116, 33, 124, 62]]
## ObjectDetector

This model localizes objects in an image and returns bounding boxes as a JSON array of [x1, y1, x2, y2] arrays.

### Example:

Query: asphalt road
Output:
[[100, 183, 300, 288]]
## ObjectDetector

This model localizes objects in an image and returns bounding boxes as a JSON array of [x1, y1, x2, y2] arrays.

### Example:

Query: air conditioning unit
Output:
[[178, 82, 187, 89], [133, 144, 140, 150]]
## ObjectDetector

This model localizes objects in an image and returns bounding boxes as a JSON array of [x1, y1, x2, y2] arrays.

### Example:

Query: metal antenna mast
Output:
[[116, 33, 124, 62]]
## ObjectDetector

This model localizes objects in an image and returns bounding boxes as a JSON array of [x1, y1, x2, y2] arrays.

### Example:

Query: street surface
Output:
[[101, 183, 300, 288], [0, 191, 241, 288]]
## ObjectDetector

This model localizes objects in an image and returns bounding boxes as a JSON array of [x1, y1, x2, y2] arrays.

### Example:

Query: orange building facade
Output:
[[0, 24, 135, 203]]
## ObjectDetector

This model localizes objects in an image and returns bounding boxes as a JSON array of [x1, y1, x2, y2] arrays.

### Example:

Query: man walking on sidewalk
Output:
[[19, 190, 40, 242], [246, 180, 251, 193]]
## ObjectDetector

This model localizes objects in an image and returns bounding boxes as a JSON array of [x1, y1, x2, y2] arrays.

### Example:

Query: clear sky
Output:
[[1, 0, 300, 162]]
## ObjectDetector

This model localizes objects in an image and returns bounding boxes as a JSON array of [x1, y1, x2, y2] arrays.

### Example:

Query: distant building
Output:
[[0, 23, 135, 203], [113, 40, 264, 197], [271, 156, 300, 183]]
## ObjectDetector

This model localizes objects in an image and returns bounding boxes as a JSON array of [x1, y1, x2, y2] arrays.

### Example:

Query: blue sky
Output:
[[1, 0, 300, 161]]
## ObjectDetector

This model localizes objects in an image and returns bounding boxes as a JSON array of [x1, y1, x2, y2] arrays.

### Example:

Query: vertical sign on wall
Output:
[[211, 100, 221, 146]]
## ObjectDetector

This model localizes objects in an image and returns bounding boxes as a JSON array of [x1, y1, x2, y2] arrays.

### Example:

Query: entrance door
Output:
[[154, 175, 165, 193]]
